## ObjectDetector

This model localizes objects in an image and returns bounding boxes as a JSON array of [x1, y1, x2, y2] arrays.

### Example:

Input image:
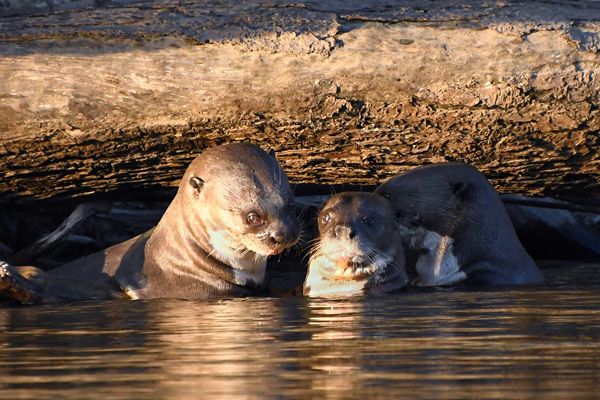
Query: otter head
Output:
[[316, 192, 398, 271], [375, 163, 475, 236], [173, 143, 300, 282], [303, 192, 406, 296]]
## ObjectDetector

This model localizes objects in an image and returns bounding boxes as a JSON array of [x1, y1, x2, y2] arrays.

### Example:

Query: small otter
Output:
[[303, 192, 408, 297], [1, 143, 300, 303], [375, 163, 544, 286]]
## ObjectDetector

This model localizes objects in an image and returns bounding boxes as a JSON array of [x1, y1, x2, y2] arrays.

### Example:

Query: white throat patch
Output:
[[207, 228, 267, 286]]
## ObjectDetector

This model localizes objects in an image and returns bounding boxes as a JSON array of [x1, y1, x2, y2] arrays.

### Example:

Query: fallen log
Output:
[[0, 1, 599, 205]]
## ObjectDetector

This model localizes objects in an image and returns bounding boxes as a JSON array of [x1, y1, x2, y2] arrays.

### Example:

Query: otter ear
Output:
[[268, 148, 276, 158], [451, 181, 470, 200], [189, 176, 204, 194]]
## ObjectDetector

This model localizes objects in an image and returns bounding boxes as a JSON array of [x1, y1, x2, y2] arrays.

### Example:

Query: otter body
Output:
[[1, 143, 300, 303], [376, 163, 544, 286]]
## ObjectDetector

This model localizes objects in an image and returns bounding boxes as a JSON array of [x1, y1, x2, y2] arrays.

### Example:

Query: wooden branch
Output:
[[10, 202, 110, 264], [501, 195, 600, 215], [0, 1, 599, 204]]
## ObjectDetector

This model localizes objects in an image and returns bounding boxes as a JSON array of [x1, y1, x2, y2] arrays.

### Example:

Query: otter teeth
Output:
[[353, 265, 379, 279], [330, 263, 381, 281]]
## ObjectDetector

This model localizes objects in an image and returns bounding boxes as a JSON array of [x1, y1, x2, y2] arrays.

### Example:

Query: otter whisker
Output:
[[253, 252, 266, 263], [296, 207, 307, 220], [240, 248, 252, 258], [295, 238, 307, 249], [294, 228, 307, 246], [287, 241, 304, 255], [305, 243, 322, 261], [300, 248, 315, 264], [305, 237, 321, 247], [205, 248, 217, 261]]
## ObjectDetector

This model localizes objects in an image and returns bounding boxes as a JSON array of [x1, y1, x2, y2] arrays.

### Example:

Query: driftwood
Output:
[[9, 202, 110, 265], [0, 1, 599, 206]]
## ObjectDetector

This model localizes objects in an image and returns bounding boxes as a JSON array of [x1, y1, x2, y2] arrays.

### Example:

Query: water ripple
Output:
[[0, 263, 599, 399]]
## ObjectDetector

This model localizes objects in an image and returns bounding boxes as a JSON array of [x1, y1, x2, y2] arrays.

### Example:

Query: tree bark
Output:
[[1, 1, 599, 205]]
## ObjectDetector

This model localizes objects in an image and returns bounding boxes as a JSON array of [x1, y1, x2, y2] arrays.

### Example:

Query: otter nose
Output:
[[334, 225, 356, 239], [269, 231, 285, 245], [269, 221, 300, 246]]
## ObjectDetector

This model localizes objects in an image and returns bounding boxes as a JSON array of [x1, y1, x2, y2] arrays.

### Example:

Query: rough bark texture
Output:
[[1, 1, 599, 205]]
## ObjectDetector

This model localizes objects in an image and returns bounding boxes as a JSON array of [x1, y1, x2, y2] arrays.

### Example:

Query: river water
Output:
[[0, 262, 599, 399]]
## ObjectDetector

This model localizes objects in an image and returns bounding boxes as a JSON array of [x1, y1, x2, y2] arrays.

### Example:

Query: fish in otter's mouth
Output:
[[318, 252, 394, 282]]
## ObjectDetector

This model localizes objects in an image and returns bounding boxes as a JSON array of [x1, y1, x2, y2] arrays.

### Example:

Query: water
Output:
[[1, 263, 599, 399]]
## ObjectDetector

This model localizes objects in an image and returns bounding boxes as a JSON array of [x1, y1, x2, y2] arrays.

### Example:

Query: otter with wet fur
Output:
[[376, 163, 544, 286], [1, 143, 300, 303], [303, 192, 408, 297]]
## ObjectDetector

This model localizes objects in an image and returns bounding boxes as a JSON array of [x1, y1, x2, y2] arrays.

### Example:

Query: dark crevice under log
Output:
[[1, 1, 599, 205], [2, 195, 599, 270]]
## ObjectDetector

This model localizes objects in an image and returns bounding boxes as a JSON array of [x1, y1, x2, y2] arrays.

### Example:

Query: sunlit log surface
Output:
[[0, 1, 599, 205]]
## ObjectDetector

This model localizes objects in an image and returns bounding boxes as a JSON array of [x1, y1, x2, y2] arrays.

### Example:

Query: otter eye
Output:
[[381, 192, 390, 199], [321, 212, 332, 225], [246, 213, 264, 226], [362, 216, 374, 226]]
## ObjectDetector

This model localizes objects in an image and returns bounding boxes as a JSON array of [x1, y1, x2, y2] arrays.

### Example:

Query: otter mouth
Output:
[[246, 239, 289, 257], [325, 258, 382, 281], [267, 247, 285, 256], [243, 231, 299, 258], [243, 244, 286, 258]]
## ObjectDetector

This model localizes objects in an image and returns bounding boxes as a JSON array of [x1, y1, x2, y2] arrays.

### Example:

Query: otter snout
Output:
[[321, 223, 368, 263], [266, 215, 300, 253], [333, 225, 357, 240], [268, 224, 299, 247]]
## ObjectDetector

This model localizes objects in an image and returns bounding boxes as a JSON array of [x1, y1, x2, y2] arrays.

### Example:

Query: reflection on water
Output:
[[1, 263, 599, 399]]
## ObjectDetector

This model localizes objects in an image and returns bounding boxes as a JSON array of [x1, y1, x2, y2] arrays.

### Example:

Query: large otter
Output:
[[1, 143, 300, 303], [303, 192, 408, 297], [375, 163, 544, 286]]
